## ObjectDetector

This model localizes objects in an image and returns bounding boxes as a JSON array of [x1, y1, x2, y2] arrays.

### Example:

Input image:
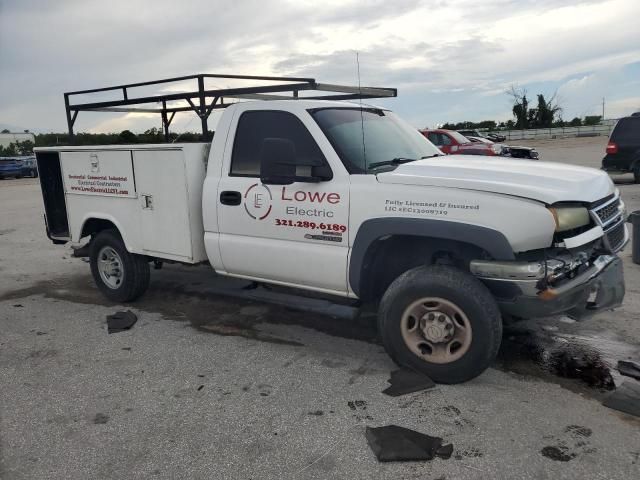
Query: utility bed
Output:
[[35, 143, 209, 264]]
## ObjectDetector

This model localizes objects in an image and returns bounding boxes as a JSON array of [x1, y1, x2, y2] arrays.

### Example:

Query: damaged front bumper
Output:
[[471, 254, 625, 320]]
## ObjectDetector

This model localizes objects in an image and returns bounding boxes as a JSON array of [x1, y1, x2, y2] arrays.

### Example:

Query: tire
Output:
[[33, 170, 39, 178], [633, 165, 640, 184], [378, 265, 502, 384], [89, 229, 150, 302]]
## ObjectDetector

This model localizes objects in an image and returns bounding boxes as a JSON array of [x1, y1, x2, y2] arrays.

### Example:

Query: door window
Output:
[[230, 110, 328, 177], [440, 133, 452, 146], [427, 132, 440, 145]]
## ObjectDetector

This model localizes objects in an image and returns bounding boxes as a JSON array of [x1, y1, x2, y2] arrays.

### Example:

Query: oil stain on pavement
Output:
[[3, 267, 639, 399], [0, 271, 378, 347], [497, 320, 640, 395], [540, 424, 596, 462]]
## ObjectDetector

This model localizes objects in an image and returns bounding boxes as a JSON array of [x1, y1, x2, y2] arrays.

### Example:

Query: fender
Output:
[[349, 217, 515, 297], [78, 213, 131, 251]]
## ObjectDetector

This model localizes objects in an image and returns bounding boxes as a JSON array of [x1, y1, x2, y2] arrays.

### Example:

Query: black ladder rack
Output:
[[64, 73, 397, 141]]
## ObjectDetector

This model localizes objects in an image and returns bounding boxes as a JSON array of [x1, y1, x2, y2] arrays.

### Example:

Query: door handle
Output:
[[220, 190, 242, 206]]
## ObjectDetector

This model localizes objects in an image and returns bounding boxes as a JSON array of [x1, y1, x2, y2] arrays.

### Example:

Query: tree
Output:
[[569, 117, 582, 127], [0, 143, 18, 156], [534, 94, 561, 128], [507, 86, 529, 129], [15, 139, 34, 155], [118, 130, 137, 143], [553, 117, 565, 128], [1, 129, 10, 133], [507, 86, 562, 129], [584, 115, 602, 126]]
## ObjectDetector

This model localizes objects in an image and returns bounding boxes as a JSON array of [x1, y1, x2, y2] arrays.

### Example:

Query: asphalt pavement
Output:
[[1, 136, 639, 479]]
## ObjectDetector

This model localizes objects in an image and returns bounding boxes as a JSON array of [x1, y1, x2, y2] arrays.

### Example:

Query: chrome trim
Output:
[[472, 255, 617, 297], [588, 193, 627, 253], [602, 219, 627, 252], [590, 194, 623, 228]]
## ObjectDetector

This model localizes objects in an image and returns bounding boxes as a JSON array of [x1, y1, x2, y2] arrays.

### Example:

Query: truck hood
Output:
[[376, 156, 614, 204]]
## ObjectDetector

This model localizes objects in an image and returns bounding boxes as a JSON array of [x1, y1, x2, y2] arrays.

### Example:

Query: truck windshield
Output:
[[310, 107, 442, 173]]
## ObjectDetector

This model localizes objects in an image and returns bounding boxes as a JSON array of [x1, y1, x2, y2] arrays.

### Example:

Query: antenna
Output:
[[356, 52, 367, 169]]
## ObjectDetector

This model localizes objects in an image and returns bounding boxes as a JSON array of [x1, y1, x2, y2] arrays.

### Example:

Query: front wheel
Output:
[[89, 229, 150, 302], [378, 265, 502, 384]]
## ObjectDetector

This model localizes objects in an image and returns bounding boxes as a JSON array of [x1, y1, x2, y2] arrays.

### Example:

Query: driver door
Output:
[[216, 108, 350, 294]]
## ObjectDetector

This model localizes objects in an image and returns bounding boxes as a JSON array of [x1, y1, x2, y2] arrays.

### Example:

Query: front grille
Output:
[[606, 221, 626, 252], [589, 194, 626, 252], [593, 198, 621, 225]]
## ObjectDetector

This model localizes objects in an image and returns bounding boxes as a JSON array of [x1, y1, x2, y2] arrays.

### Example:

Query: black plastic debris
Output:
[[436, 443, 454, 459], [365, 425, 450, 462], [106, 310, 138, 334], [382, 369, 436, 396], [617, 360, 640, 381], [71, 244, 90, 258], [602, 381, 640, 418]]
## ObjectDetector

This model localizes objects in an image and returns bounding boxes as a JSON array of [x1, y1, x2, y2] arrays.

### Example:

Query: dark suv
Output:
[[602, 113, 640, 182]]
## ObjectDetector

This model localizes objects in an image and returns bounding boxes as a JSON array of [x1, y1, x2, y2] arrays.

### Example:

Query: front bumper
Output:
[[472, 255, 625, 320]]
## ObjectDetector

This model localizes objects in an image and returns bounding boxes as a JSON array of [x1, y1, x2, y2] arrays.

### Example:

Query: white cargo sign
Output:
[[61, 151, 136, 198]]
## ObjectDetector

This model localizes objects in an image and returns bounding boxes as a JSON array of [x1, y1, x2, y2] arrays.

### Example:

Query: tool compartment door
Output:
[[133, 149, 193, 260]]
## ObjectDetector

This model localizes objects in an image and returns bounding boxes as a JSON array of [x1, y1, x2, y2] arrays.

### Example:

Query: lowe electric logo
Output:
[[244, 183, 273, 220]]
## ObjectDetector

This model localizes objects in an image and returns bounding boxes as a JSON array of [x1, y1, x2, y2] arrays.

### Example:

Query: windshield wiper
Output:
[[420, 154, 444, 158], [367, 157, 417, 170]]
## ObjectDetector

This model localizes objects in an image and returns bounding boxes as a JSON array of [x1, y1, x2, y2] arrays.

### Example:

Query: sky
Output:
[[1, 0, 639, 134]]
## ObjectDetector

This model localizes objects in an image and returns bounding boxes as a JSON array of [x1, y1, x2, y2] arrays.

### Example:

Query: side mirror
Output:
[[260, 138, 296, 185]]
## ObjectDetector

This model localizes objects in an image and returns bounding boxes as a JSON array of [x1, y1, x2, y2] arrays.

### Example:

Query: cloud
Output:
[[1, 0, 639, 132]]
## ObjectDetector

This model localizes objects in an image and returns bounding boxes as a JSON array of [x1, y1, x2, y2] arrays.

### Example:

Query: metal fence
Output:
[[496, 121, 616, 141]]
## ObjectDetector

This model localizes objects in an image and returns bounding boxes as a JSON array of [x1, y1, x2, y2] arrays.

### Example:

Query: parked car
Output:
[[505, 145, 539, 160], [20, 156, 38, 177], [485, 132, 506, 142], [457, 129, 506, 143], [0, 157, 24, 179], [601, 113, 640, 182], [465, 136, 539, 160], [421, 129, 502, 156]]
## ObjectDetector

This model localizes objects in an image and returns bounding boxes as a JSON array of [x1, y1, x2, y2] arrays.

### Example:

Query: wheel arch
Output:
[[630, 152, 640, 171], [349, 217, 514, 301], [78, 214, 130, 249]]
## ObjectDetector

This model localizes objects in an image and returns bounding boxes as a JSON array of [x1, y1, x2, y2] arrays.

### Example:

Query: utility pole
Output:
[[602, 97, 605, 120]]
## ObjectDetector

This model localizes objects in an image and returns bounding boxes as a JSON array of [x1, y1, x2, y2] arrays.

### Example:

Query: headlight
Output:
[[548, 206, 590, 232], [492, 145, 502, 154]]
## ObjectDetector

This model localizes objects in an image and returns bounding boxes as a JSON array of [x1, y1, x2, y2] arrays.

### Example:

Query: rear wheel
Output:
[[89, 229, 150, 302], [378, 265, 502, 384], [633, 165, 640, 184]]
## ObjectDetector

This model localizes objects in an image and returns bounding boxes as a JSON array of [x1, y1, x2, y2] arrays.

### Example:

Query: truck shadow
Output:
[[3, 263, 637, 393], [0, 264, 379, 347]]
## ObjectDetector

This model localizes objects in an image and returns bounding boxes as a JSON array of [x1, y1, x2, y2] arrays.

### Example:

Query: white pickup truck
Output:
[[35, 77, 627, 383]]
